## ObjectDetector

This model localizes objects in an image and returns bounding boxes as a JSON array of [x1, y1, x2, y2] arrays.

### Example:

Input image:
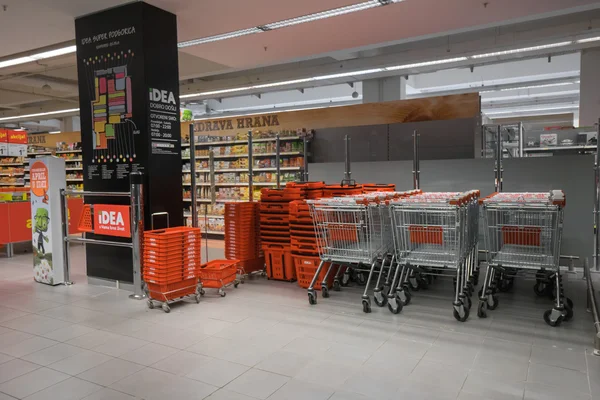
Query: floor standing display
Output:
[[75, 2, 182, 283], [30, 157, 67, 285]]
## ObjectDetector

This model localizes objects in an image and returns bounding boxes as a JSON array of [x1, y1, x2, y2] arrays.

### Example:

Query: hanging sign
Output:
[[7, 130, 27, 157]]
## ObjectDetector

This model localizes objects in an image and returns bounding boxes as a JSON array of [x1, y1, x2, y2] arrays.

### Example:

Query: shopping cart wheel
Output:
[[465, 296, 472, 310], [396, 289, 411, 306], [477, 301, 487, 318], [355, 272, 367, 286], [333, 280, 341, 292], [387, 297, 403, 314], [219, 290, 227, 298], [373, 290, 387, 307], [200, 289, 206, 296], [562, 298, 574, 321], [362, 299, 372, 313], [322, 287, 330, 298], [498, 278, 512, 293], [487, 294, 499, 310], [308, 290, 317, 305], [453, 302, 469, 322], [342, 272, 350, 286], [543, 308, 564, 327], [162, 304, 171, 313], [147, 299, 154, 309], [409, 276, 420, 291], [195, 294, 201, 304], [234, 282, 239, 288], [533, 282, 547, 297]]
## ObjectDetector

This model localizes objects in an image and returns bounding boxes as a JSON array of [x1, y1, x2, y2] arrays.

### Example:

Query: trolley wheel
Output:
[[453, 303, 470, 322], [409, 276, 420, 291], [355, 272, 367, 286], [498, 279, 511, 293], [200, 289, 206, 296], [487, 294, 499, 310], [220, 290, 227, 298], [387, 299, 403, 314], [162, 304, 171, 313], [234, 282, 239, 288], [373, 290, 387, 307], [566, 297, 574, 310], [333, 280, 341, 292], [478, 287, 484, 298], [195, 294, 201, 304], [308, 291, 317, 305], [419, 276, 429, 290], [322, 286, 330, 299], [477, 301, 487, 318], [533, 282, 547, 297], [465, 296, 472, 310], [397, 289, 411, 306], [543, 308, 564, 327], [362, 299, 372, 314], [426, 274, 433, 285], [342, 272, 350, 286], [147, 299, 154, 309], [562, 297, 574, 321]]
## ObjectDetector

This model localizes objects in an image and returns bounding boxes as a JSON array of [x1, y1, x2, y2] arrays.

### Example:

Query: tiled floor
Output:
[[0, 244, 598, 399]]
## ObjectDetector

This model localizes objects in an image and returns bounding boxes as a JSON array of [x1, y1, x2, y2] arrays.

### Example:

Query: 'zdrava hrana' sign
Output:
[[195, 115, 280, 132]]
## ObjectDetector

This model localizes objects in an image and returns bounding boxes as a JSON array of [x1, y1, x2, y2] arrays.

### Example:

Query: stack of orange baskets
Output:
[[260, 187, 304, 281], [363, 183, 396, 193], [322, 183, 363, 197], [224, 202, 264, 280], [143, 227, 202, 313], [286, 181, 325, 199]]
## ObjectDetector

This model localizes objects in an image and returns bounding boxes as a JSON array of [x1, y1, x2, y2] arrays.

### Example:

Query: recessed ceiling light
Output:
[[0, 108, 80, 122], [0, 45, 76, 70], [577, 36, 600, 43], [471, 41, 573, 59]]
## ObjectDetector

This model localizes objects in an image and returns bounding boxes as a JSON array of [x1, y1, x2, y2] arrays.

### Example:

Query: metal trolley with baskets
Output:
[[478, 191, 572, 326], [387, 191, 481, 321], [306, 192, 414, 313]]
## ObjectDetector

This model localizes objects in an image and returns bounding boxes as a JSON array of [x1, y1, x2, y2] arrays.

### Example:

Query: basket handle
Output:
[[340, 178, 357, 187], [151, 212, 170, 230]]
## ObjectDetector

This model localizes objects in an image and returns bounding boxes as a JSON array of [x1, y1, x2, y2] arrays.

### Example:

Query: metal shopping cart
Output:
[[478, 191, 571, 326], [306, 191, 415, 313], [388, 191, 480, 321]]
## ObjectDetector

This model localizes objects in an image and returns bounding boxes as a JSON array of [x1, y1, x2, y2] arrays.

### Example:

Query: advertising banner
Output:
[[94, 204, 131, 238], [7, 130, 27, 157], [30, 157, 66, 285], [0, 129, 8, 156]]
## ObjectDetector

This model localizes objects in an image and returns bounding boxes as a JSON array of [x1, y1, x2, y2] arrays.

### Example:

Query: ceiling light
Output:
[[577, 36, 600, 43], [0, 45, 76, 70], [484, 105, 577, 115], [471, 41, 573, 59], [480, 81, 579, 93], [178, 0, 404, 48], [385, 57, 468, 71], [0, 108, 80, 122], [49, 131, 61, 134], [315, 68, 385, 80], [178, 27, 263, 47]]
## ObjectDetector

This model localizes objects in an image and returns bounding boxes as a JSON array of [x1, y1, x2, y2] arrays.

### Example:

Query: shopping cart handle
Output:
[[340, 179, 357, 187]]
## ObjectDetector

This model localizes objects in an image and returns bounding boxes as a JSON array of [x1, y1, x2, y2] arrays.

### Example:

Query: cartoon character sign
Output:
[[30, 160, 54, 284], [33, 208, 50, 254]]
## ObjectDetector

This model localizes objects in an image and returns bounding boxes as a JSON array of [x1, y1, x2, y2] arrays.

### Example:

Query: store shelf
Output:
[[194, 151, 302, 160], [66, 178, 83, 182], [28, 152, 52, 156], [66, 168, 83, 171], [0, 163, 25, 166], [0, 183, 25, 186], [524, 145, 597, 152], [184, 213, 224, 219], [204, 231, 225, 235], [0, 173, 24, 176], [183, 166, 302, 173], [55, 149, 82, 154], [63, 159, 83, 162]]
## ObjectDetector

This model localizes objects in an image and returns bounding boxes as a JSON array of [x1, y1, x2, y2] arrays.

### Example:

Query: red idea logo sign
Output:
[[94, 205, 131, 238]]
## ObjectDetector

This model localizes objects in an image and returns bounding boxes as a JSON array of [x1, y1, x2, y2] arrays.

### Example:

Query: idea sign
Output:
[[94, 205, 131, 238]]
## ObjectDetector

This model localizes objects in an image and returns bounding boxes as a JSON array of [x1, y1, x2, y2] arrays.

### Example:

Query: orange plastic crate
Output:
[[236, 257, 265, 274], [408, 225, 443, 245], [265, 245, 295, 281], [199, 259, 238, 281], [293, 255, 333, 289], [502, 226, 541, 246]]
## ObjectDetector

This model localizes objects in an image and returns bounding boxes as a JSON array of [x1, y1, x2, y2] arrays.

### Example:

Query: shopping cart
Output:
[[306, 191, 415, 313], [388, 191, 480, 321], [478, 191, 571, 326]]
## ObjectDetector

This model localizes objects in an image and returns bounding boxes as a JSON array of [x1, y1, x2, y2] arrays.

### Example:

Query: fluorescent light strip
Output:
[[577, 36, 600, 43], [178, 28, 263, 47], [178, 0, 403, 48], [182, 56, 466, 99], [0, 108, 80, 122], [480, 81, 579, 94], [471, 41, 573, 59], [485, 105, 577, 115], [0, 45, 76, 69]]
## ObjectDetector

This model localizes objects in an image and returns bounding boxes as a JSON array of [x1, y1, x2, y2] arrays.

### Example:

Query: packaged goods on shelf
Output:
[[0, 156, 24, 165], [196, 217, 225, 233]]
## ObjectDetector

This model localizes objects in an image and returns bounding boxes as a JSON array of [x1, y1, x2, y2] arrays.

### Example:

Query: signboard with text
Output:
[[0, 129, 8, 156], [94, 204, 131, 238], [7, 130, 27, 157]]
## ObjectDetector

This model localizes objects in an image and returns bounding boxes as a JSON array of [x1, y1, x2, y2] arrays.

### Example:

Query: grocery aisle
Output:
[[0, 246, 597, 400]]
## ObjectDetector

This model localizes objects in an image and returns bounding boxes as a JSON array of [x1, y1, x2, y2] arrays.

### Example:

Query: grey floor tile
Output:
[[40, 305, 106, 324], [530, 345, 587, 372], [91, 335, 146, 357], [49, 349, 113, 375], [255, 350, 312, 377], [343, 370, 403, 400], [527, 362, 589, 393], [185, 358, 249, 387], [0, 307, 29, 324], [186, 336, 233, 358], [294, 359, 358, 389], [269, 379, 334, 400], [118, 343, 178, 366], [409, 360, 469, 393], [65, 330, 123, 350], [0, 359, 40, 384], [397, 377, 461, 400], [282, 337, 332, 357], [329, 391, 372, 400], [151, 350, 212, 376], [225, 369, 289, 399], [472, 352, 530, 382], [390, 324, 440, 344], [0, 330, 35, 353], [41, 324, 96, 342], [462, 370, 525, 400], [0, 353, 13, 366], [77, 359, 145, 386], [204, 389, 256, 400], [375, 338, 431, 360], [81, 388, 136, 400], [23, 377, 102, 400], [187, 318, 234, 336], [1, 314, 70, 335], [0, 336, 57, 358], [217, 342, 279, 367], [0, 393, 17, 400], [524, 382, 591, 400], [0, 367, 69, 399], [22, 343, 85, 366]]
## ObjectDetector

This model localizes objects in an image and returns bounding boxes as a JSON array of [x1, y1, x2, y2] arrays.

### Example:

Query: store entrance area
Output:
[[0, 245, 597, 400]]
